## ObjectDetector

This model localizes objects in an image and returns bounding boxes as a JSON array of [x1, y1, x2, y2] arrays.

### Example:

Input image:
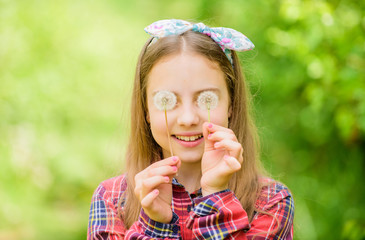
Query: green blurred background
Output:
[[1, 0, 364, 239]]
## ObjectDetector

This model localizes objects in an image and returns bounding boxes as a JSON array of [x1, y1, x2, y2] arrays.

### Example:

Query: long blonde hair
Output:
[[119, 30, 264, 229]]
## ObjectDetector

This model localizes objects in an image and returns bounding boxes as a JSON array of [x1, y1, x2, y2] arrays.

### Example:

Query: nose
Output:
[[176, 103, 199, 126]]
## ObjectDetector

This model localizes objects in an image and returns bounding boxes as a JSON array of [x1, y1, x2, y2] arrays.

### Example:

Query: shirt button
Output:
[[187, 205, 193, 212], [172, 225, 179, 233]]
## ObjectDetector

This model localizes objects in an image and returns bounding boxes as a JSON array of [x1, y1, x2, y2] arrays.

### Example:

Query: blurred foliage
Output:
[[0, 0, 364, 239]]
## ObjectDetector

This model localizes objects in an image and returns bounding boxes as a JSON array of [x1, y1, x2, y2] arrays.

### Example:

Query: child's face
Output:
[[146, 52, 231, 164]]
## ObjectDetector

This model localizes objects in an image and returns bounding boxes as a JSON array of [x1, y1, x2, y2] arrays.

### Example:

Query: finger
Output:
[[152, 156, 180, 167], [213, 139, 243, 163], [147, 165, 179, 177], [202, 122, 214, 150], [203, 122, 224, 150], [210, 155, 241, 178], [203, 123, 236, 150], [141, 175, 170, 196], [207, 130, 238, 142], [141, 189, 159, 209], [223, 155, 242, 172], [145, 156, 180, 174], [203, 122, 235, 136]]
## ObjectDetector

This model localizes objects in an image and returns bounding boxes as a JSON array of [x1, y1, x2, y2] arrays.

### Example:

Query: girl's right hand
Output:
[[134, 156, 180, 223]]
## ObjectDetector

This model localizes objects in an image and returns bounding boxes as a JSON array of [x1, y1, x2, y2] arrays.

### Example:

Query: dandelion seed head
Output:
[[197, 91, 219, 110], [153, 90, 177, 111]]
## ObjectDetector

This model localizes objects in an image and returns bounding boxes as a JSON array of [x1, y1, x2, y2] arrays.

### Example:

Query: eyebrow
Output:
[[152, 87, 220, 96], [196, 88, 220, 94]]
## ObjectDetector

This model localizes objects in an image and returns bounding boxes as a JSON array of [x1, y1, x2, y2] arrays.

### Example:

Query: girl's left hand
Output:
[[201, 122, 243, 196]]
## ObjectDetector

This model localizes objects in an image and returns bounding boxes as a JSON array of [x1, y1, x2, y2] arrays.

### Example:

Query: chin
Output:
[[178, 153, 203, 163]]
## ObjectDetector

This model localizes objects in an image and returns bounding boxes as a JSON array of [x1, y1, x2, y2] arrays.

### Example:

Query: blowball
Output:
[[197, 91, 219, 110], [153, 90, 177, 111]]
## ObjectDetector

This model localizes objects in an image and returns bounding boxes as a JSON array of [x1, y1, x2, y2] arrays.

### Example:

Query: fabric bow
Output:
[[144, 19, 255, 64]]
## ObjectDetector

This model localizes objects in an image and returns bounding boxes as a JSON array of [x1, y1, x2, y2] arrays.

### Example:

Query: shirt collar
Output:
[[172, 178, 202, 197]]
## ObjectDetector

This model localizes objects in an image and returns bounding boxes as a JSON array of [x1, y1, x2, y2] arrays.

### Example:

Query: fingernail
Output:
[[208, 134, 212, 139], [172, 166, 177, 172], [164, 176, 170, 183], [214, 142, 220, 148], [154, 189, 159, 195], [172, 156, 178, 162], [208, 123, 213, 128]]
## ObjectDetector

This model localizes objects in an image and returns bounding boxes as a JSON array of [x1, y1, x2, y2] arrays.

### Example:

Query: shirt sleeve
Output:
[[125, 210, 180, 240], [88, 184, 126, 240], [186, 187, 294, 240], [248, 185, 294, 240], [88, 180, 181, 240]]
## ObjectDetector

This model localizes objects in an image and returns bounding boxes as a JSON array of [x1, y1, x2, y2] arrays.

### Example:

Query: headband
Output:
[[144, 19, 255, 64]]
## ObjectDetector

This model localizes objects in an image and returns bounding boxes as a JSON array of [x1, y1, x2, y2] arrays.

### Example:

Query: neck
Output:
[[175, 161, 202, 193]]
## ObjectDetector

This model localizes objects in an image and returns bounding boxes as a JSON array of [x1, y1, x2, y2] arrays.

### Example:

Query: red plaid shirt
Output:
[[88, 175, 294, 239]]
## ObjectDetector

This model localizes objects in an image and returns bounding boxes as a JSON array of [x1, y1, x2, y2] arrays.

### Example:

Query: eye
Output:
[[197, 91, 219, 110], [153, 90, 177, 111]]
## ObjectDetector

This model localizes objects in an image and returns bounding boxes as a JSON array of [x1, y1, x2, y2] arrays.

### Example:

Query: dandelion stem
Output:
[[207, 103, 211, 135], [164, 106, 174, 157]]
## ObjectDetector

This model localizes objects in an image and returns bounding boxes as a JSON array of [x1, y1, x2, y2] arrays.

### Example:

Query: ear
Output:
[[228, 105, 232, 118]]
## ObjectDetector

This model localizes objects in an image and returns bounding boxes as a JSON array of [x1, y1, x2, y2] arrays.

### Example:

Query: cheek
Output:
[[149, 110, 168, 133], [147, 99, 163, 128], [209, 105, 230, 127]]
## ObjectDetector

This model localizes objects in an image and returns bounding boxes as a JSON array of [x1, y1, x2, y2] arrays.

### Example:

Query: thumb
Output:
[[223, 155, 241, 173], [203, 122, 215, 151]]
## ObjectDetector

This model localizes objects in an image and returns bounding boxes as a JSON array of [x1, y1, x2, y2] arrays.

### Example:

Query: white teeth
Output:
[[175, 134, 202, 142]]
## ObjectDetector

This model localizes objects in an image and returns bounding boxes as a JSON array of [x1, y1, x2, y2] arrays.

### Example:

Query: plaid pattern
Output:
[[138, 210, 180, 238], [88, 175, 294, 239]]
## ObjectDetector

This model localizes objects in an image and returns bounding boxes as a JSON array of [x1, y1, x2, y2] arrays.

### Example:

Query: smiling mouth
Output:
[[174, 134, 203, 142]]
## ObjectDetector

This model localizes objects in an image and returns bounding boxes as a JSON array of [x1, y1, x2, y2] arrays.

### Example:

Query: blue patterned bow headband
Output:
[[144, 19, 255, 64]]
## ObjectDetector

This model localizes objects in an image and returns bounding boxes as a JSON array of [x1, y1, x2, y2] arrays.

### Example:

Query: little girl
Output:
[[88, 19, 294, 239]]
